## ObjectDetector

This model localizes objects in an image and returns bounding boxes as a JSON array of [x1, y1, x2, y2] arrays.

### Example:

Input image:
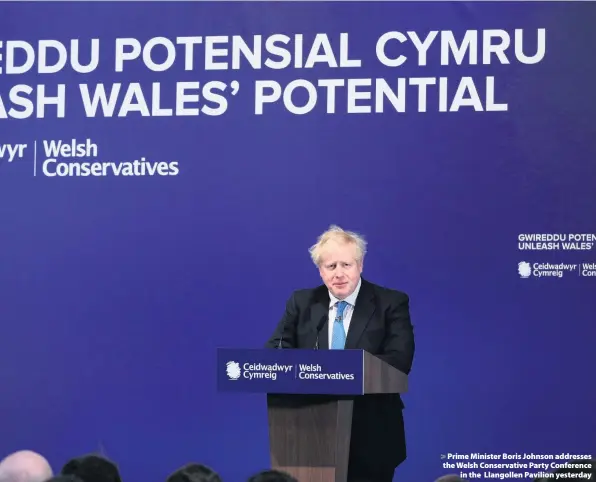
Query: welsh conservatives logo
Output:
[[222, 360, 354, 381], [518, 261, 532, 278], [517, 261, 581, 278], [226, 361, 241, 380], [0, 138, 180, 178]]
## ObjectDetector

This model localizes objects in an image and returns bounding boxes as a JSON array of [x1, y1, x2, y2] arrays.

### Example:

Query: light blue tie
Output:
[[330, 301, 349, 350]]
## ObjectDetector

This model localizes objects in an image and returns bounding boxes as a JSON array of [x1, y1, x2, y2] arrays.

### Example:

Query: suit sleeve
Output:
[[264, 292, 299, 348], [378, 292, 415, 374]]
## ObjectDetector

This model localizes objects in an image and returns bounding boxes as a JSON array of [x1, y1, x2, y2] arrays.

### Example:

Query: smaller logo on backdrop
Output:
[[516, 261, 592, 279], [226, 361, 241, 380], [518, 261, 532, 278], [0, 138, 180, 178]]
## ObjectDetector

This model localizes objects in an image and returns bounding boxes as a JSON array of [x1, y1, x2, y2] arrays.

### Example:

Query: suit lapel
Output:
[[310, 287, 330, 350], [345, 279, 376, 349]]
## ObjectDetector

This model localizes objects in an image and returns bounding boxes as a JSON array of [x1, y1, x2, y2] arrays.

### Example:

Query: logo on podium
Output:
[[226, 361, 241, 380]]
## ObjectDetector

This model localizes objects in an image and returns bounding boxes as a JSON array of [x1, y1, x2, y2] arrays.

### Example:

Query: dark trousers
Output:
[[347, 464, 395, 482], [346, 395, 405, 482]]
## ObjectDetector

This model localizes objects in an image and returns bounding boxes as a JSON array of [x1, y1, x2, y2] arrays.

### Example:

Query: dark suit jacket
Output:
[[265, 278, 415, 472]]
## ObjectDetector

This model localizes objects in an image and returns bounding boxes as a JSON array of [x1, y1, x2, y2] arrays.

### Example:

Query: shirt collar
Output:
[[329, 277, 362, 308]]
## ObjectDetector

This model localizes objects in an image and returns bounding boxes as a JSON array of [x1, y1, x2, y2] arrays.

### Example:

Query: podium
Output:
[[217, 348, 408, 482]]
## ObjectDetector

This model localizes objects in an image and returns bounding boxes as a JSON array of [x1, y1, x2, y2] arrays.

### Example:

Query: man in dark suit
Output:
[[265, 225, 415, 482]]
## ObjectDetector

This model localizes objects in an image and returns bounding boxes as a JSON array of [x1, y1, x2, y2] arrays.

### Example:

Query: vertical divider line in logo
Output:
[[33, 140, 37, 177]]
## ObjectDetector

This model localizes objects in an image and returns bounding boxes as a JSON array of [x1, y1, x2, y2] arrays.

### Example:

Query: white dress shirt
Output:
[[328, 277, 362, 348]]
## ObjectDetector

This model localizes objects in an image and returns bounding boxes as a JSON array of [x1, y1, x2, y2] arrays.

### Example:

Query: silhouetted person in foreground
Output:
[[247, 470, 297, 482], [0, 450, 53, 482], [61, 455, 121, 482], [46, 476, 84, 482], [434, 475, 468, 482], [166, 464, 222, 482]]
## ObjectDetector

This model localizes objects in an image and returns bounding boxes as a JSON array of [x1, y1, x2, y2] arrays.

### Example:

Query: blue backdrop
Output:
[[1, 2, 595, 482]]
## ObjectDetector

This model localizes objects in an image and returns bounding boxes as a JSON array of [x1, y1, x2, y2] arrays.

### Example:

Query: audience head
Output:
[[166, 464, 222, 482], [0, 450, 53, 482], [45, 477, 84, 482], [434, 475, 468, 482], [60, 455, 121, 482], [247, 470, 298, 482]]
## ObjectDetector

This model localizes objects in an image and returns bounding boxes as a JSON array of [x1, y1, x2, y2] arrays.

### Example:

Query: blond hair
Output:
[[309, 225, 367, 266]]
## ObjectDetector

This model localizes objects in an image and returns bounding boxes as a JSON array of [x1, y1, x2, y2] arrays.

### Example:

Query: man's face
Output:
[[318, 241, 363, 299]]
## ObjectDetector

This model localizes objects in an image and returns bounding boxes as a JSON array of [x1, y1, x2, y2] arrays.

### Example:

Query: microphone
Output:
[[277, 318, 287, 349], [314, 315, 328, 350]]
